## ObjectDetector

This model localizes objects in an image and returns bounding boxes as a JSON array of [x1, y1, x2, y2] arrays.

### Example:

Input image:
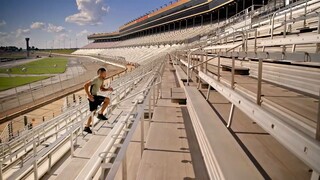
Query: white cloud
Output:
[[56, 33, 69, 40], [47, 23, 66, 33], [16, 28, 30, 38], [65, 0, 109, 26], [0, 32, 8, 37], [53, 33, 71, 48], [76, 29, 90, 37], [30, 22, 46, 30], [0, 29, 28, 47], [0, 20, 6, 27]]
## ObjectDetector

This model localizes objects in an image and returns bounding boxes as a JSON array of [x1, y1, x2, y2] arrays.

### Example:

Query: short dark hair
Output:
[[97, 67, 106, 74]]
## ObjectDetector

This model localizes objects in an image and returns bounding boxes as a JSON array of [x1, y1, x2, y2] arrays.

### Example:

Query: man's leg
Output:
[[84, 114, 93, 134], [99, 97, 110, 115], [85, 110, 96, 127], [84, 100, 97, 133], [86, 116, 92, 127]]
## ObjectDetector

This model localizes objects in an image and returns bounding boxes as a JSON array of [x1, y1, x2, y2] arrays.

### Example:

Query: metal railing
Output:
[[77, 59, 164, 179], [0, 55, 164, 180]]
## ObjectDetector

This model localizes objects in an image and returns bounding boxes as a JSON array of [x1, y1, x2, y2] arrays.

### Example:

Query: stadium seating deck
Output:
[[2, 0, 320, 179]]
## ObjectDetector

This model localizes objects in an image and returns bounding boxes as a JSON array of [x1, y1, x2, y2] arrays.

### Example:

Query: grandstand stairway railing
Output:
[[0, 55, 165, 180]]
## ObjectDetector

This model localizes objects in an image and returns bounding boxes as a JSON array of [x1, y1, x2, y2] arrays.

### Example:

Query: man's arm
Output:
[[100, 84, 113, 92], [84, 81, 94, 101]]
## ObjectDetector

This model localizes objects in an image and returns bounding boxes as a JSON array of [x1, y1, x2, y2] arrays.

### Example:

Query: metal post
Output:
[[303, 0, 307, 28], [289, 7, 293, 33], [257, 59, 263, 105], [205, 52, 208, 74], [8, 121, 13, 140], [70, 131, 74, 157], [226, 6, 228, 21], [148, 90, 152, 126], [283, 12, 287, 38], [218, 9, 220, 25], [245, 31, 248, 52], [153, 84, 156, 106], [206, 85, 211, 100], [271, 13, 276, 39], [316, 14, 320, 53], [187, 53, 190, 85], [217, 54, 221, 81], [48, 154, 52, 172], [254, 29, 257, 53], [227, 103, 235, 128], [140, 114, 145, 157], [185, 19, 188, 29], [316, 90, 320, 141], [311, 170, 320, 180], [193, 17, 195, 28], [33, 137, 38, 180], [201, 15, 203, 27], [231, 56, 235, 89], [20, 156, 24, 167], [0, 161, 3, 180], [122, 153, 127, 180]]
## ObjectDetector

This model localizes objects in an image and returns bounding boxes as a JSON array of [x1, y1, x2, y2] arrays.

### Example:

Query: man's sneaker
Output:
[[97, 113, 108, 120], [84, 127, 92, 134]]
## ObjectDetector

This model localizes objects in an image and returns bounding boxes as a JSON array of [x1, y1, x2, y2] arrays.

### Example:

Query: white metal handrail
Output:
[[75, 57, 165, 180]]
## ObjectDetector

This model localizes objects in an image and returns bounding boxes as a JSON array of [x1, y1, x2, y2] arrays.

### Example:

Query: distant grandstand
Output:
[[2, 0, 320, 179], [82, 0, 266, 48]]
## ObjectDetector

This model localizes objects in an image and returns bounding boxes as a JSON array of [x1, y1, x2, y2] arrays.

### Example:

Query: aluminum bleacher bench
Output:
[[173, 64, 189, 83], [221, 64, 250, 75], [259, 34, 320, 51], [184, 86, 263, 180]]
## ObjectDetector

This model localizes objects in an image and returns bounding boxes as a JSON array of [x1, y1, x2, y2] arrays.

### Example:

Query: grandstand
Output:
[[1, 0, 320, 179]]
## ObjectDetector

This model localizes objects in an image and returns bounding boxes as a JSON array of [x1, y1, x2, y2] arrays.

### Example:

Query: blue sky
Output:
[[0, 0, 171, 49]]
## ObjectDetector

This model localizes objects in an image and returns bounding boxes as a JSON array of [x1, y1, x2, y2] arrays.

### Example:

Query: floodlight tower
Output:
[[25, 38, 30, 57]]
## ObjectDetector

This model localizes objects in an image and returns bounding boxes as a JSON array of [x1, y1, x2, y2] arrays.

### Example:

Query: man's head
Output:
[[97, 67, 107, 79]]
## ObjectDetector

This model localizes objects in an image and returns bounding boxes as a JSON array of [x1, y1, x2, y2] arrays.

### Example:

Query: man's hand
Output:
[[88, 94, 94, 102]]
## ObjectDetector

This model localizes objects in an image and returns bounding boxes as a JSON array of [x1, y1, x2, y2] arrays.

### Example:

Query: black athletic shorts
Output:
[[88, 95, 105, 111]]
